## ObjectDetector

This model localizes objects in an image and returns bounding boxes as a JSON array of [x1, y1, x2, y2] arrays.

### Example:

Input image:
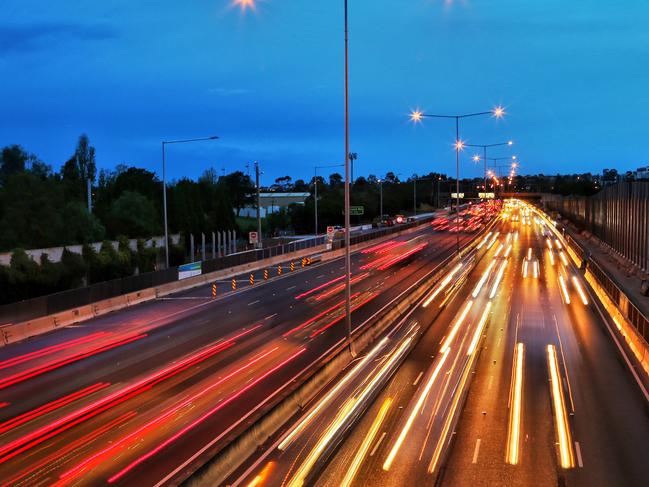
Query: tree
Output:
[[62, 202, 105, 244], [220, 171, 254, 216], [0, 145, 29, 185], [208, 189, 237, 231], [74, 134, 97, 183], [107, 191, 158, 238]]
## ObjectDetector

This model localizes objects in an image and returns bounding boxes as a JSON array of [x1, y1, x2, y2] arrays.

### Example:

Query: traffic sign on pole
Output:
[[249, 231, 258, 245]]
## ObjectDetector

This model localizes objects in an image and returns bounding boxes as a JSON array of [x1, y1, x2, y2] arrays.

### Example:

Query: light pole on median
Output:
[[161, 135, 219, 269], [466, 140, 513, 194], [410, 106, 505, 253], [343, 0, 354, 355], [314, 163, 344, 236]]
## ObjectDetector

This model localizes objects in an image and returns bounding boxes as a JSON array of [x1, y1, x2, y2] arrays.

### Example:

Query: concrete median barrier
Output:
[[185, 224, 490, 486]]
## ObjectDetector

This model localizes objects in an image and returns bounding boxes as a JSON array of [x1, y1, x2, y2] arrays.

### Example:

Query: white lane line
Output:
[[247, 300, 260, 306], [286, 285, 296, 291], [317, 274, 324, 279], [472, 438, 482, 464], [264, 313, 277, 321], [369, 432, 387, 457], [412, 371, 424, 386], [575, 441, 583, 467]]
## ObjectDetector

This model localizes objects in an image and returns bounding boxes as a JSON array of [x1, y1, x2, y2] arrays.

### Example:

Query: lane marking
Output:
[[472, 438, 481, 464], [575, 441, 583, 467], [370, 432, 387, 457], [317, 274, 324, 279], [286, 286, 296, 291], [247, 300, 260, 306], [264, 313, 277, 321], [412, 371, 424, 386]]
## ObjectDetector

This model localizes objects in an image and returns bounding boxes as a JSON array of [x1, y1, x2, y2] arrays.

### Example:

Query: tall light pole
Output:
[[161, 135, 219, 268], [466, 140, 513, 194], [410, 106, 505, 252], [314, 163, 344, 235], [378, 178, 383, 218], [343, 0, 354, 355], [255, 161, 262, 248], [412, 174, 417, 216]]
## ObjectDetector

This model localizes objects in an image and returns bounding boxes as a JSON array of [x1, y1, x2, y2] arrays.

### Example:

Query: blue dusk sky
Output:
[[1, 0, 648, 183]]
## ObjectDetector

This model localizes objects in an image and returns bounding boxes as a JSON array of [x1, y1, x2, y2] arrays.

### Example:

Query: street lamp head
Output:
[[472, 155, 481, 163], [508, 140, 514, 146], [512, 155, 517, 160], [493, 106, 506, 118], [234, 0, 256, 10], [455, 140, 465, 151], [410, 109, 423, 123]]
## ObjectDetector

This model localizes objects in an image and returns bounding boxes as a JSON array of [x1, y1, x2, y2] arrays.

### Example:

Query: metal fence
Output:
[[566, 235, 649, 345], [0, 216, 438, 324], [544, 182, 649, 272]]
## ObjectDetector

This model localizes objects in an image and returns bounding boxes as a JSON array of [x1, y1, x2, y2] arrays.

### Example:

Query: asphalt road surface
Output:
[[0, 218, 477, 486], [233, 201, 649, 487]]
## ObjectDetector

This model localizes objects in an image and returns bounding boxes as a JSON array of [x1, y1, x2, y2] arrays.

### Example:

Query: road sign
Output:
[[479, 192, 495, 199], [326, 226, 335, 239], [249, 231, 258, 245], [451, 193, 465, 199], [350, 205, 364, 216]]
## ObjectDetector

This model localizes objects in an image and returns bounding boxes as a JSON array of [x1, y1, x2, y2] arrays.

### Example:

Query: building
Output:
[[636, 166, 649, 180], [239, 192, 310, 218]]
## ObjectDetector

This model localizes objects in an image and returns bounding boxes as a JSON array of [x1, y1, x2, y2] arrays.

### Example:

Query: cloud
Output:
[[0, 22, 118, 54]]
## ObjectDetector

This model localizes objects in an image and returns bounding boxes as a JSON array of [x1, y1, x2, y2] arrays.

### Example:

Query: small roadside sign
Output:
[[249, 231, 258, 245], [343, 206, 364, 216], [326, 226, 335, 239]]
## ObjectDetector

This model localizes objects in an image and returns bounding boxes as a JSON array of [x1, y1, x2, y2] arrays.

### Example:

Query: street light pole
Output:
[[255, 161, 262, 248], [379, 179, 383, 217], [413, 175, 417, 216], [343, 0, 354, 355], [161, 135, 218, 268], [466, 141, 513, 195], [409, 106, 505, 254]]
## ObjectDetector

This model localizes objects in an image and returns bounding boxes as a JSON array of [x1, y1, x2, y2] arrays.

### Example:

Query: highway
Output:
[[0, 213, 485, 486], [233, 201, 649, 487]]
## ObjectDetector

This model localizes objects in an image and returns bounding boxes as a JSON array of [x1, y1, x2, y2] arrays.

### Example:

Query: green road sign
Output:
[[350, 205, 364, 216]]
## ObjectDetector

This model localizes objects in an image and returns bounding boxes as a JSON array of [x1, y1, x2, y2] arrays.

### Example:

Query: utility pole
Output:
[[314, 170, 318, 235], [255, 161, 262, 249]]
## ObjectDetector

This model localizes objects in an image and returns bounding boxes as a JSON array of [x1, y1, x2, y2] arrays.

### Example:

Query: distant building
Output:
[[636, 166, 649, 180], [239, 192, 310, 218]]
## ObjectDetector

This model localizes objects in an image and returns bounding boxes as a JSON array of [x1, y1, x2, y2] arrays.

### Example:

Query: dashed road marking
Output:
[[412, 371, 424, 386], [247, 300, 260, 306], [286, 285, 296, 291], [264, 313, 278, 321], [472, 438, 482, 464], [370, 432, 387, 457], [575, 441, 583, 467]]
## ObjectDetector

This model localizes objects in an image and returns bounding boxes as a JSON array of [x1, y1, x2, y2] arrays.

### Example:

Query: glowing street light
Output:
[[466, 140, 514, 194], [234, 0, 256, 10], [408, 106, 506, 253]]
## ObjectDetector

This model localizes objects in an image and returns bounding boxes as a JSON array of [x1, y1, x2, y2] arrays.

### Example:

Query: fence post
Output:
[[201, 233, 206, 261], [217, 231, 222, 258], [212, 232, 216, 259], [190, 233, 195, 261]]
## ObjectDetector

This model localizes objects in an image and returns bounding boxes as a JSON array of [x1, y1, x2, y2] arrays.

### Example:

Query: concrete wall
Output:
[[0, 234, 181, 266]]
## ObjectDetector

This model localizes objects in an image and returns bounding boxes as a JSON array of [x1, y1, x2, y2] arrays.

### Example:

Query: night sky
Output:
[[2, 0, 648, 183]]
